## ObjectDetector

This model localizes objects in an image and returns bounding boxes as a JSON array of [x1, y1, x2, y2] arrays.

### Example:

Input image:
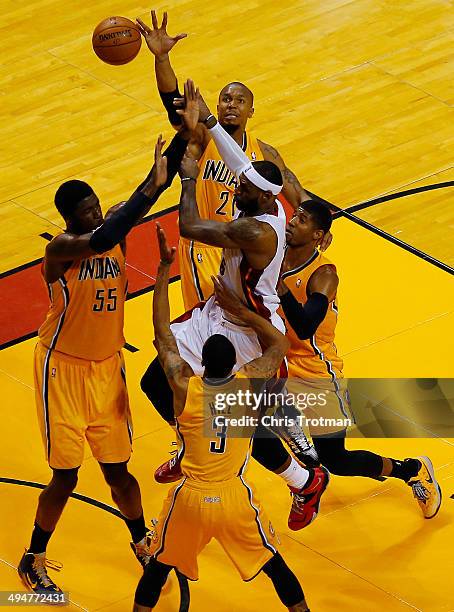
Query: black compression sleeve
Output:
[[280, 289, 329, 339], [136, 131, 189, 193], [89, 133, 189, 254], [89, 191, 152, 253], [159, 86, 183, 126]]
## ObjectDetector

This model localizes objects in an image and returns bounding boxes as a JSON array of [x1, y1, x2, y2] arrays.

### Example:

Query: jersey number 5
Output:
[[209, 419, 228, 454], [93, 288, 117, 312]]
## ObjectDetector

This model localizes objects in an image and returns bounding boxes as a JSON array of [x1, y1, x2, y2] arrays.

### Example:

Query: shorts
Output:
[[151, 476, 278, 581], [34, 342, 133, 469], [179, 239, 222, 310], [170, 296, 285, 376]]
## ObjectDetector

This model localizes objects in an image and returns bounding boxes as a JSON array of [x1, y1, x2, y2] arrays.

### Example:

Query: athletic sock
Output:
[[124, 513, 147, 544], [390, 458, 421, 482], [29, 522, 53, 554], [278, 458, 309, 490]]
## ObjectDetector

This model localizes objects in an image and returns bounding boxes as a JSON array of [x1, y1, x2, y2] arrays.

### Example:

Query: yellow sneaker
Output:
[[407, 456, 442, 519]]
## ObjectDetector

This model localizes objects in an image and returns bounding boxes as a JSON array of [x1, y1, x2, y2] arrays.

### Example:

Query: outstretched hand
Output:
[[136, 10, 187, 56], [156, 222, 176, 265], [175, 79, 200, 132], [179, 154, 200, 180], [151, 134, 168, 188]]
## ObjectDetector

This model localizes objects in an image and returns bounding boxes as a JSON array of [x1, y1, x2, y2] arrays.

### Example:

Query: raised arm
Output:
[[153, 224, 193, 394], [213, 276, 289, 380], [178, 156, 271, 252]]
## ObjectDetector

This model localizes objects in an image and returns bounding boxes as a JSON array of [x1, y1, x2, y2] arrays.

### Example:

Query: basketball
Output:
[[92, 16, 142, 65]]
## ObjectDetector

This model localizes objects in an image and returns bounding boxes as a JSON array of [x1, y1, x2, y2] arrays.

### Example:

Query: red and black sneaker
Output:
[[154, 442, 183, 484], [288, 466, 330, 531]]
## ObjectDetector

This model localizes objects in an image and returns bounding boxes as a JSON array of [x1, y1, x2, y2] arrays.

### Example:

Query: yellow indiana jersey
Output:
[[183, 130, 264, 246], [280, 250, 344, 378], [177, 372, 254, 483], [38, 243, 126, 361]]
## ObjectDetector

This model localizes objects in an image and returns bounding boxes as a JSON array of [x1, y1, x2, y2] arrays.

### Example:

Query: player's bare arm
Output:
[[179, 157, 275, 256], [153, 223, 193, 408], [213, 276, 289, 380], [257, 140, 309, 207]]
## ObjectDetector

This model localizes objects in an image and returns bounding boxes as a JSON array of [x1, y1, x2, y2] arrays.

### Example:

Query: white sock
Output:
[[278, 457, 309, 490]]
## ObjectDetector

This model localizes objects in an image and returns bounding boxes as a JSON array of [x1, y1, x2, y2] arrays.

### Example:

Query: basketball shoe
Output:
[[407, 456, 442, 518], [155, 441, 183, 484], [18, 550, 62, 593], [288, 466, 330, 530]]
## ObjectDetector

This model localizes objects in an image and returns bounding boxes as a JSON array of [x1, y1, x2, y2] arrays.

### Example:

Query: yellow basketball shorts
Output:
[[151, 476, 278, 581], [34, 342, 132, 469], [286, 367, 352, 437], [179, 239, 222, 310]]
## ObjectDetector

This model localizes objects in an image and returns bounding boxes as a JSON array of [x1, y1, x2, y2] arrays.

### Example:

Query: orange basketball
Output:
[[92, 16, 142, 65]]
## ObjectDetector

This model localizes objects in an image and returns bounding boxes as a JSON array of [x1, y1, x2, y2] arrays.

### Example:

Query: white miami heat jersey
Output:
[[220, 200, 286, 327]]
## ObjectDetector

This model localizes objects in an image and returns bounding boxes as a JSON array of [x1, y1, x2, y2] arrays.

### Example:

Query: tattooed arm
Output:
[[153, 225, 193, 411], [258, 140, 310, 209]]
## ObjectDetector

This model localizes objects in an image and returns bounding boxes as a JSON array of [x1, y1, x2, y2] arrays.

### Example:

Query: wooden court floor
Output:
[[1, 0, 453, 610]]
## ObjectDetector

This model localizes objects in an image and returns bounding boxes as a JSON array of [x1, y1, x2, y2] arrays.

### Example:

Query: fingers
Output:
[[136, 18, 150, 36], [162, 11, 168, 30], [151, 9, 158, 30], [174, 33, 188, 41]]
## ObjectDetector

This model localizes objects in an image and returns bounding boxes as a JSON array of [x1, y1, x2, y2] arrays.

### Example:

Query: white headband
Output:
[[242, 163, 282, 195]]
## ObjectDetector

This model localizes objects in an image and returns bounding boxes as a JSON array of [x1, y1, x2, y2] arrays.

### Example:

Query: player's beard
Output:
[[233, 194, 260, 216]]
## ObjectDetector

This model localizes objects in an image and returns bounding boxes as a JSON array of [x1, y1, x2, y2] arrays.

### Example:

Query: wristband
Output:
[[203, 114, 217, 128], [181, 177, 196, 183]]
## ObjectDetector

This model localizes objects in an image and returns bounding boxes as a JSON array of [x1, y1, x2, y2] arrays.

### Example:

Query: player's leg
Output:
[[19, 343, 87, 593], [251, 425, 329, 530], [134, 558, 173, 611], [262, 553, 309, 611], [98, 461, 150, 565], [314, 434, 442, 518], [87, 352, 149, 565], [19, 467, 79, 593]]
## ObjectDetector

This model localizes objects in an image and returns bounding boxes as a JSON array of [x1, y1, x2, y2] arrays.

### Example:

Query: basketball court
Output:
[[1, 0, 453, 610]]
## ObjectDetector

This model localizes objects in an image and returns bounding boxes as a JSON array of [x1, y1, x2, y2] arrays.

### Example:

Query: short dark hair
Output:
[[252, 160, 283, 189], [220, 82, 254, 105], [302, 200, 332, 233], [202, 334, 236, 378], [55, 180, 94, 219]]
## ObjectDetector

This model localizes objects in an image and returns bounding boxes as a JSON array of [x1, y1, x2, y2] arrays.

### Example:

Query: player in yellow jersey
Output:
[[278, 199, 442, 519], [133, 224, 310, 612], [18, 133, 192, 594], [136, 10, 321, 309]]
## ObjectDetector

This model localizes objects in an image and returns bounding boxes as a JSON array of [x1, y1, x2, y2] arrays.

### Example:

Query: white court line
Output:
[[0, 557, 89, 611]]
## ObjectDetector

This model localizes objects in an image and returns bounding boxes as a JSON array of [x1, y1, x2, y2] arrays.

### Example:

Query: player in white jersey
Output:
[[142, 82, 329, 529]]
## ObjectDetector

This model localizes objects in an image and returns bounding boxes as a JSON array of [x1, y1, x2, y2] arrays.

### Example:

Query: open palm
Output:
[[136, 10, 187, 56]]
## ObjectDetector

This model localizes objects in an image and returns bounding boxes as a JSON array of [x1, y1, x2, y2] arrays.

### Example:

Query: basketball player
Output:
[[136, 10, 329, 309], [18, 132, 191, 594], [142, 80, 329, 531], [133, 224, 310, 612], [278, 199, 442, 518]]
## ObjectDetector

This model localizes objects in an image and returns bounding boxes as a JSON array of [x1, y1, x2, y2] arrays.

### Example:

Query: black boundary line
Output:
[[344, 181, 454, 215], [307, 190, 454, 276], [0, 476, 122, 517]]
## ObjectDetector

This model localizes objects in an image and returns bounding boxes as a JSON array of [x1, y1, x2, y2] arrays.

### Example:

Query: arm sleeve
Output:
[[208, 121, 250, 177], [90, 133, 189, 254], [280, 290, 329, 340], [159, 86, 183, 127]]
